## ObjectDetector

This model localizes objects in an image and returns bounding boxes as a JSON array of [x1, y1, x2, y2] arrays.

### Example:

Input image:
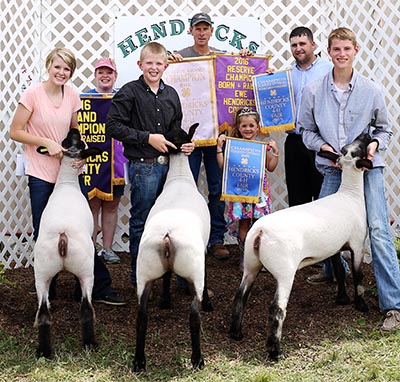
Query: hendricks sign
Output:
[[114, 16, 262, 88]]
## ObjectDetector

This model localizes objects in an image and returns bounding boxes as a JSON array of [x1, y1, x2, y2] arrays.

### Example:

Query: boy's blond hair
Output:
[[45, 47, 77, 77], [140, 42, 168, 62], [328, 27, 358, 48]]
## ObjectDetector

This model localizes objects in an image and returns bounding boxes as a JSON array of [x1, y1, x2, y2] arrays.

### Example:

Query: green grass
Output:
[[1, 327, 399, 382]]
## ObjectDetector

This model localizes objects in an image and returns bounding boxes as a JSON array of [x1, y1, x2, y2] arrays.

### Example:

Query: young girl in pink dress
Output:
[[216, 107, 279, 269]]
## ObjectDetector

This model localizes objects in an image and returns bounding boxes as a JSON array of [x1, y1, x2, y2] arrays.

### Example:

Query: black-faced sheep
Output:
[[33, 129, 100, 358], [133, 124, 213, 372], [230, 133, 372, 360]]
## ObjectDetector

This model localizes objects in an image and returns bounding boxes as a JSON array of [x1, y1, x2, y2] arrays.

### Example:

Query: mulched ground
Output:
[[0, 245, 385, 366]]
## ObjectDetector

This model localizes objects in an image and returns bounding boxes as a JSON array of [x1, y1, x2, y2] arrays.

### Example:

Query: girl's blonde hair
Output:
[[45, 47, 77, 77], [230, 107, 260, 138]]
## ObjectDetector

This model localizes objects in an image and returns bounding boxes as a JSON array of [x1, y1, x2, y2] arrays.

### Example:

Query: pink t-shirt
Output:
[[19, 83, 82, 183]]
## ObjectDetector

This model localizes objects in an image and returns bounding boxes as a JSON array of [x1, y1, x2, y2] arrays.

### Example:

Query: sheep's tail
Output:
[[58, 232, 68, 257], [162, 233, 172, 258], [253, 230, 263, 259], [161, 233, 174, 267]]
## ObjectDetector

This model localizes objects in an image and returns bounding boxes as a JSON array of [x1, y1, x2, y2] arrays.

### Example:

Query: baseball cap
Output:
[[190, 13, 213, 27], [94, 57, 117, 71]]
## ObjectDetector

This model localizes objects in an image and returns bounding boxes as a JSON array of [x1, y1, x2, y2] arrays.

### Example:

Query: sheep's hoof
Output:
[[335, 295, 351, 306], [192, 355, 204, 370], [202, 299, 213, 312], [132, 358, 146, 373], [36, 348, 52, 359], [158, 299, 171, 310], [355, 298, 369, 313], [229, 329, 243, 341], [268, 350, 284, 362], [84, 341, 99, 352]]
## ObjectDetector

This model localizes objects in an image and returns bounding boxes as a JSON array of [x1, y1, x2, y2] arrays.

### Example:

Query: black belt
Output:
[[131, 156, 169, 165]]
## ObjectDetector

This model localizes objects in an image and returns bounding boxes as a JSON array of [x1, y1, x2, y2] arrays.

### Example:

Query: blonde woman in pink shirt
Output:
[[9, 48, 125, 305]]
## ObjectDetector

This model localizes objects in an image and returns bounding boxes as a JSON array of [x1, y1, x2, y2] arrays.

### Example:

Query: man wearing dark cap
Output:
[[171, 13, 219, 58], [169, 13, 230, 260]]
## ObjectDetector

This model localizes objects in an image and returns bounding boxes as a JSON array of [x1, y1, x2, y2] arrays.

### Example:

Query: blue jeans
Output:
[[28, 175, 114, 298], [128, 161, 169, 284], [28, 176, 55, 242], [364, 167, 400, 311], [320, 167, 400, 311], [318, 168, 350, 278], [189, 146, 226, 246]]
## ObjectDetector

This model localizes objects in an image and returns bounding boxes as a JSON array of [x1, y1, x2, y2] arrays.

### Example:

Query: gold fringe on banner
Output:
[[88, 189, 113, 201], [195, 138, 218, 147], [221, 194, 260, 203], [113, 178, 125, 186], [218, 122, 232, 135], [261, 122, 295, 134]]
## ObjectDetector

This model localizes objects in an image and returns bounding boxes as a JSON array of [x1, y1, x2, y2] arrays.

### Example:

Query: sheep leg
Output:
[[189, 296, 204, 369], [73, 276, 82, 302], [201, 260, 213, 312], [331, 253, 351, 305], [36, 300, 52, 358], [133, 282, 153, 372], [79, 276, 97, 349], [159, 271, 172, 309], [351, 250, 368, 312], [49, 273, 58, 300], [267, 275, 295, 361], [35, 275, 56, 358], [80, 296, 97, 349], [229, 272, 257, 340]]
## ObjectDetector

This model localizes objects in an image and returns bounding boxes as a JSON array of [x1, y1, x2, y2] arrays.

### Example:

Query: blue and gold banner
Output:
[[252, 69, 295, 133], [221, 137, 266, 203]]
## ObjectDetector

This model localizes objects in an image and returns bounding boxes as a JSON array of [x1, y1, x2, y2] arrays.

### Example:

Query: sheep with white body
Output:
[[33, 129, 100, 358], [133, 124, 213, 372], [230, 133, 372, 360]]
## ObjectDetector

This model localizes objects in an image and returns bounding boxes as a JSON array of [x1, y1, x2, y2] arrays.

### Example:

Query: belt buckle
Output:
[[157, 156, 168, 165]]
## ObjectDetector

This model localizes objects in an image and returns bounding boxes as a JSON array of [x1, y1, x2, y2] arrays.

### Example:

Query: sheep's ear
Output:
[[80, 147, 102, 160], [317, 150, 340, 163], [356, 158, 373, 170], [187, 123, 199, 141]]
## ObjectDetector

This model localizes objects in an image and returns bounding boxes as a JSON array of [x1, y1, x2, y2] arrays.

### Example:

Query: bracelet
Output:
[[216, 151, 223, 154], [271, 152, 279, 157]]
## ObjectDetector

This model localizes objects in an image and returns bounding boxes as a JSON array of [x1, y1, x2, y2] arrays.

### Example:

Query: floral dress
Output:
[[226, 170, 272, 237]]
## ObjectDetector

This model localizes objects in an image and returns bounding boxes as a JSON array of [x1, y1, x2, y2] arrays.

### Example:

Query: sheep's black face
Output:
[[164, 129, 190, 154], [341, 133, 371, 159], [164, 123, 199, 154], [62, 129, 86, 158]]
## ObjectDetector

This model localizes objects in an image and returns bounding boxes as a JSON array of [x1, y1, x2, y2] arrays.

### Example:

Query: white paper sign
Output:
[[114, 16, 261, 88]]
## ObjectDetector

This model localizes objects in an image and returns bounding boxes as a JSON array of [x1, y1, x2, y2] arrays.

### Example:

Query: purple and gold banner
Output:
[[221, 137, 267, 203], [252, 69, 295, 133], [78, 94, 127, 201], [215, 54, 270, 134]]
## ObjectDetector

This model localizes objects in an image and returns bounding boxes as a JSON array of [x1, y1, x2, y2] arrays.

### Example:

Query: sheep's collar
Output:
[[63, 149, 81, 159]]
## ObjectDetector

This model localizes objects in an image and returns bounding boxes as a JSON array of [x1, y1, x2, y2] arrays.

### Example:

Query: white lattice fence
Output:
[[1, 0, 399, 268]]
